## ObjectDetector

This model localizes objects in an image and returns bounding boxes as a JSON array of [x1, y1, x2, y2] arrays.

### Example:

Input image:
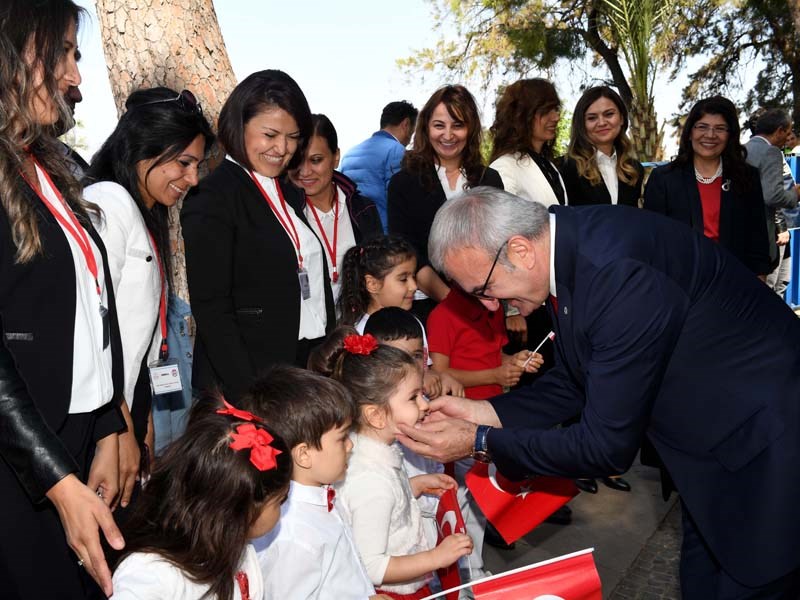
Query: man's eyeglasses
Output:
[[693, 123, 729, 136], [136, 89, 202, 115], [471, 240, 508, 300]]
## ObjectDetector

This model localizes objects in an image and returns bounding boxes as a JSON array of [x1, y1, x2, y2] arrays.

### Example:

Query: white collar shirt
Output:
[[39, 165, 114, 414], [435, 165, 467, 200], [303, 185, 357, 303], [549, 213, 557, 298], [595, 149, 619, 204], [253, 480, 375, 600]]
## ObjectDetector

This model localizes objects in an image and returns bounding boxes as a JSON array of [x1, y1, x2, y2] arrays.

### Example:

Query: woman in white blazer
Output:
[[84, 87, 214, 507], [489, 78, 567, 207]]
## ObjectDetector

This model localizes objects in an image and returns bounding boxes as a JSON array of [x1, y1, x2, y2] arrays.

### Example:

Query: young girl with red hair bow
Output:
[[310, 328, 472, 599], [110, 397, 292, 600]]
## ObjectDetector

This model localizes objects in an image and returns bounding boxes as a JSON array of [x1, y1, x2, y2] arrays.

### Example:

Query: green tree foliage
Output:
[[400, 0, 708, 160], [674, 0, 800, 127]]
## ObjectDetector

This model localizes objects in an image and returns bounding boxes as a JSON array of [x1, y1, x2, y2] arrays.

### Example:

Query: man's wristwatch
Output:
[[472, 424, 493, 463]]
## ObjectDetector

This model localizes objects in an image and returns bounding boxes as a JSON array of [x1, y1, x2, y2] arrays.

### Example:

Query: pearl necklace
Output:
[[695, 162, 723, 184]]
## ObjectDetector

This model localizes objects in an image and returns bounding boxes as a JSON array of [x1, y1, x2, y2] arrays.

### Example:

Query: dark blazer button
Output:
[[146, 255, 153, 262]]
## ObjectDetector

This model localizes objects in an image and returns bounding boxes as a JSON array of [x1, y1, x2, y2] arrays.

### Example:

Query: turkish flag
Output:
[[435, 488, 465, 600], [471, 549, 602, 599], [465, 462, 578, 544]]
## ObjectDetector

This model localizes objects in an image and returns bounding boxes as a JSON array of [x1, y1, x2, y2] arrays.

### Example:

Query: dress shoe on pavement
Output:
[[545, 504, 572, 525], [484, 522, 516, 550], [601, 476, 632, 492], [575, 478, 598, 494]]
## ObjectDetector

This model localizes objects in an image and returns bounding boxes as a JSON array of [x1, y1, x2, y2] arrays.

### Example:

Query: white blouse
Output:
[[86, 181, 161, 409], [336, 433, 436, 595], [37, 165, 114, 414], [596, 149, 619, 204], [111, 545, 263, 600], [250, 171, 327, 341], [303, 185, 356, 302]]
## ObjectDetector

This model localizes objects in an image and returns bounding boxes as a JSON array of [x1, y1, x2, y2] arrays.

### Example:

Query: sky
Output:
[[71, 0, 758, 160]]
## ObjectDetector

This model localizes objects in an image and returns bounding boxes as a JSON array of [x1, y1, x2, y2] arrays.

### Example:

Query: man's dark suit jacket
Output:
[[643, 161, 771, 275], [487, 205, 800, 587], [181, 159, 335, 401], [558, 156, 643, 207]]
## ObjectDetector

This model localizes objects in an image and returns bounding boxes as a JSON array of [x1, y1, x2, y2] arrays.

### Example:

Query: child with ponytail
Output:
[[309, 328, 472, 599], [111, 397, 292, 600]]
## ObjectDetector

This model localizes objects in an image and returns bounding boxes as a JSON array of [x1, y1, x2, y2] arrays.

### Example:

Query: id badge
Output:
[[298, 268, 311, 300], [148, 359, 183, 395], [99, 304, 110, 349]]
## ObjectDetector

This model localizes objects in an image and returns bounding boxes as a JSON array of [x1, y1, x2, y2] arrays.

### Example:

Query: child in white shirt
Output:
[[111, 395, 292, 600], [242, 366, 389, 600], [310, 327, 473, 599]]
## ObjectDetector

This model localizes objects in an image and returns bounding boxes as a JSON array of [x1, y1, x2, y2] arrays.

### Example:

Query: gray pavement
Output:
[[482, 461, 681, 598]]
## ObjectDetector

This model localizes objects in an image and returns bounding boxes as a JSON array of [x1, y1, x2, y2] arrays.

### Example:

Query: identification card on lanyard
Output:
[[249, 171, 312, 300], [145, 231, 183, 395]]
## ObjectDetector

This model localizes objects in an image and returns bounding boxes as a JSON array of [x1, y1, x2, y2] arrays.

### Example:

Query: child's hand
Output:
[[438, 371, 465, 397], [431, 533, 473, 569], [423, 370, 443, 399], [493, 361, 524, 387], [514, 349, 544, 374], [410, 473, 457, 497]]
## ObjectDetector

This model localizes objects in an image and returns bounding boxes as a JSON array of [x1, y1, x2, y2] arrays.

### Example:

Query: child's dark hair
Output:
[[241, 364, 356, 450], [114, 395, 291, 600], [364, 307, 423, 343], [337, 234, 417, 325], [309, 326, 419, 427]]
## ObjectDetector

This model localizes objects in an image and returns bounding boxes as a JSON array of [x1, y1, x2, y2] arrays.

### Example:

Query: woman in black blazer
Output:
[[644, 96, 771, 277], [0, 2, 125, 597], [182, 71, 335, 402], [388, 85, 503, 323], [559, 86, 643, 207]]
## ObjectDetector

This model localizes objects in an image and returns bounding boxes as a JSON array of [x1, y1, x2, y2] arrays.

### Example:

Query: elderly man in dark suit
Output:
[[398, 187, 800, 598]]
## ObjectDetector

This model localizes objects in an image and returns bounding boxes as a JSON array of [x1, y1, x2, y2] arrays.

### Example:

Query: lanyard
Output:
[[306, 184, 340, 283], [147, 232, 169, 360], [248, 172, 304, 270], [22, 156, 101, 297]]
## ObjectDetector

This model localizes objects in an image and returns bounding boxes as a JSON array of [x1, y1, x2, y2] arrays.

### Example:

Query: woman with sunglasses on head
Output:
[[289, 113, 382, 302], [83, 87, 214, 506], [559, 86, 643, 207], [0, 1, 128, 597], [644, 96, 771, 278], [182, 70, 335, 403], [387, 85, 503, 324]]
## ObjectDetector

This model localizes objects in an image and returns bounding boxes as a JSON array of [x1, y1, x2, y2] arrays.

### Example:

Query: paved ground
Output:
[[482, 460, 681, 598]]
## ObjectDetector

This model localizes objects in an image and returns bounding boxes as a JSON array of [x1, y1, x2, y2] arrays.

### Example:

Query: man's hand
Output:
[[424, 396, 502, 427], [397, 418, 479, 463]]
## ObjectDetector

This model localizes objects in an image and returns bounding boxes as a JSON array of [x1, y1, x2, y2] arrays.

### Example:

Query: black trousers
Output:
[[680, 500, 800, 599], [0, 412, 104, 599]]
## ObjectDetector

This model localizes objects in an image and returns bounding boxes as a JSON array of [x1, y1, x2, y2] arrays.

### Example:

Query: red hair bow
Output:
[[216, 399, 263, 423], [343, 333, 378, 355], [229, 423, 282, 471]]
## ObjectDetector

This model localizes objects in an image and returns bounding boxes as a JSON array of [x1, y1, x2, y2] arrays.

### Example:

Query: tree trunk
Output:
[[94, 0, 236, 316], [629, 96, 664, 162]]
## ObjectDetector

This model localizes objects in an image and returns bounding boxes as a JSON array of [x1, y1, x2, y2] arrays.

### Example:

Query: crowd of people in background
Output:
[[2, 1, 799, 599]]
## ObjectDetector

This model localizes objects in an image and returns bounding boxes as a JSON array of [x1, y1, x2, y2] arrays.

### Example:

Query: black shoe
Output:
[[575, 478, 598, 494], [484, 522, 516, 550], [545, 504, 572, 525], [601, 476, 632, 492]]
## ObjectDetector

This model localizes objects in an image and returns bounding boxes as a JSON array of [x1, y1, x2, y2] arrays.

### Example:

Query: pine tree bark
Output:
[[94, 0, 236, 314]]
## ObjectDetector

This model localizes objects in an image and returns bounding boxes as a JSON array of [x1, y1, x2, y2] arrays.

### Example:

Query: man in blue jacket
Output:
[[399, 188, 800, 598], [340, 100, 417, 230]]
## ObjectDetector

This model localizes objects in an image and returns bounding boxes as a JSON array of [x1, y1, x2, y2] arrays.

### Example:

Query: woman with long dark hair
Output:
[[289, 113, 382, 302], [388, 84, 503, 322], [84, 87, 214, 503], [644, 96, 771, 277], [182, 70, 335, 402], [559, 86, 643, 207], [0, 1, 126, 597]]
